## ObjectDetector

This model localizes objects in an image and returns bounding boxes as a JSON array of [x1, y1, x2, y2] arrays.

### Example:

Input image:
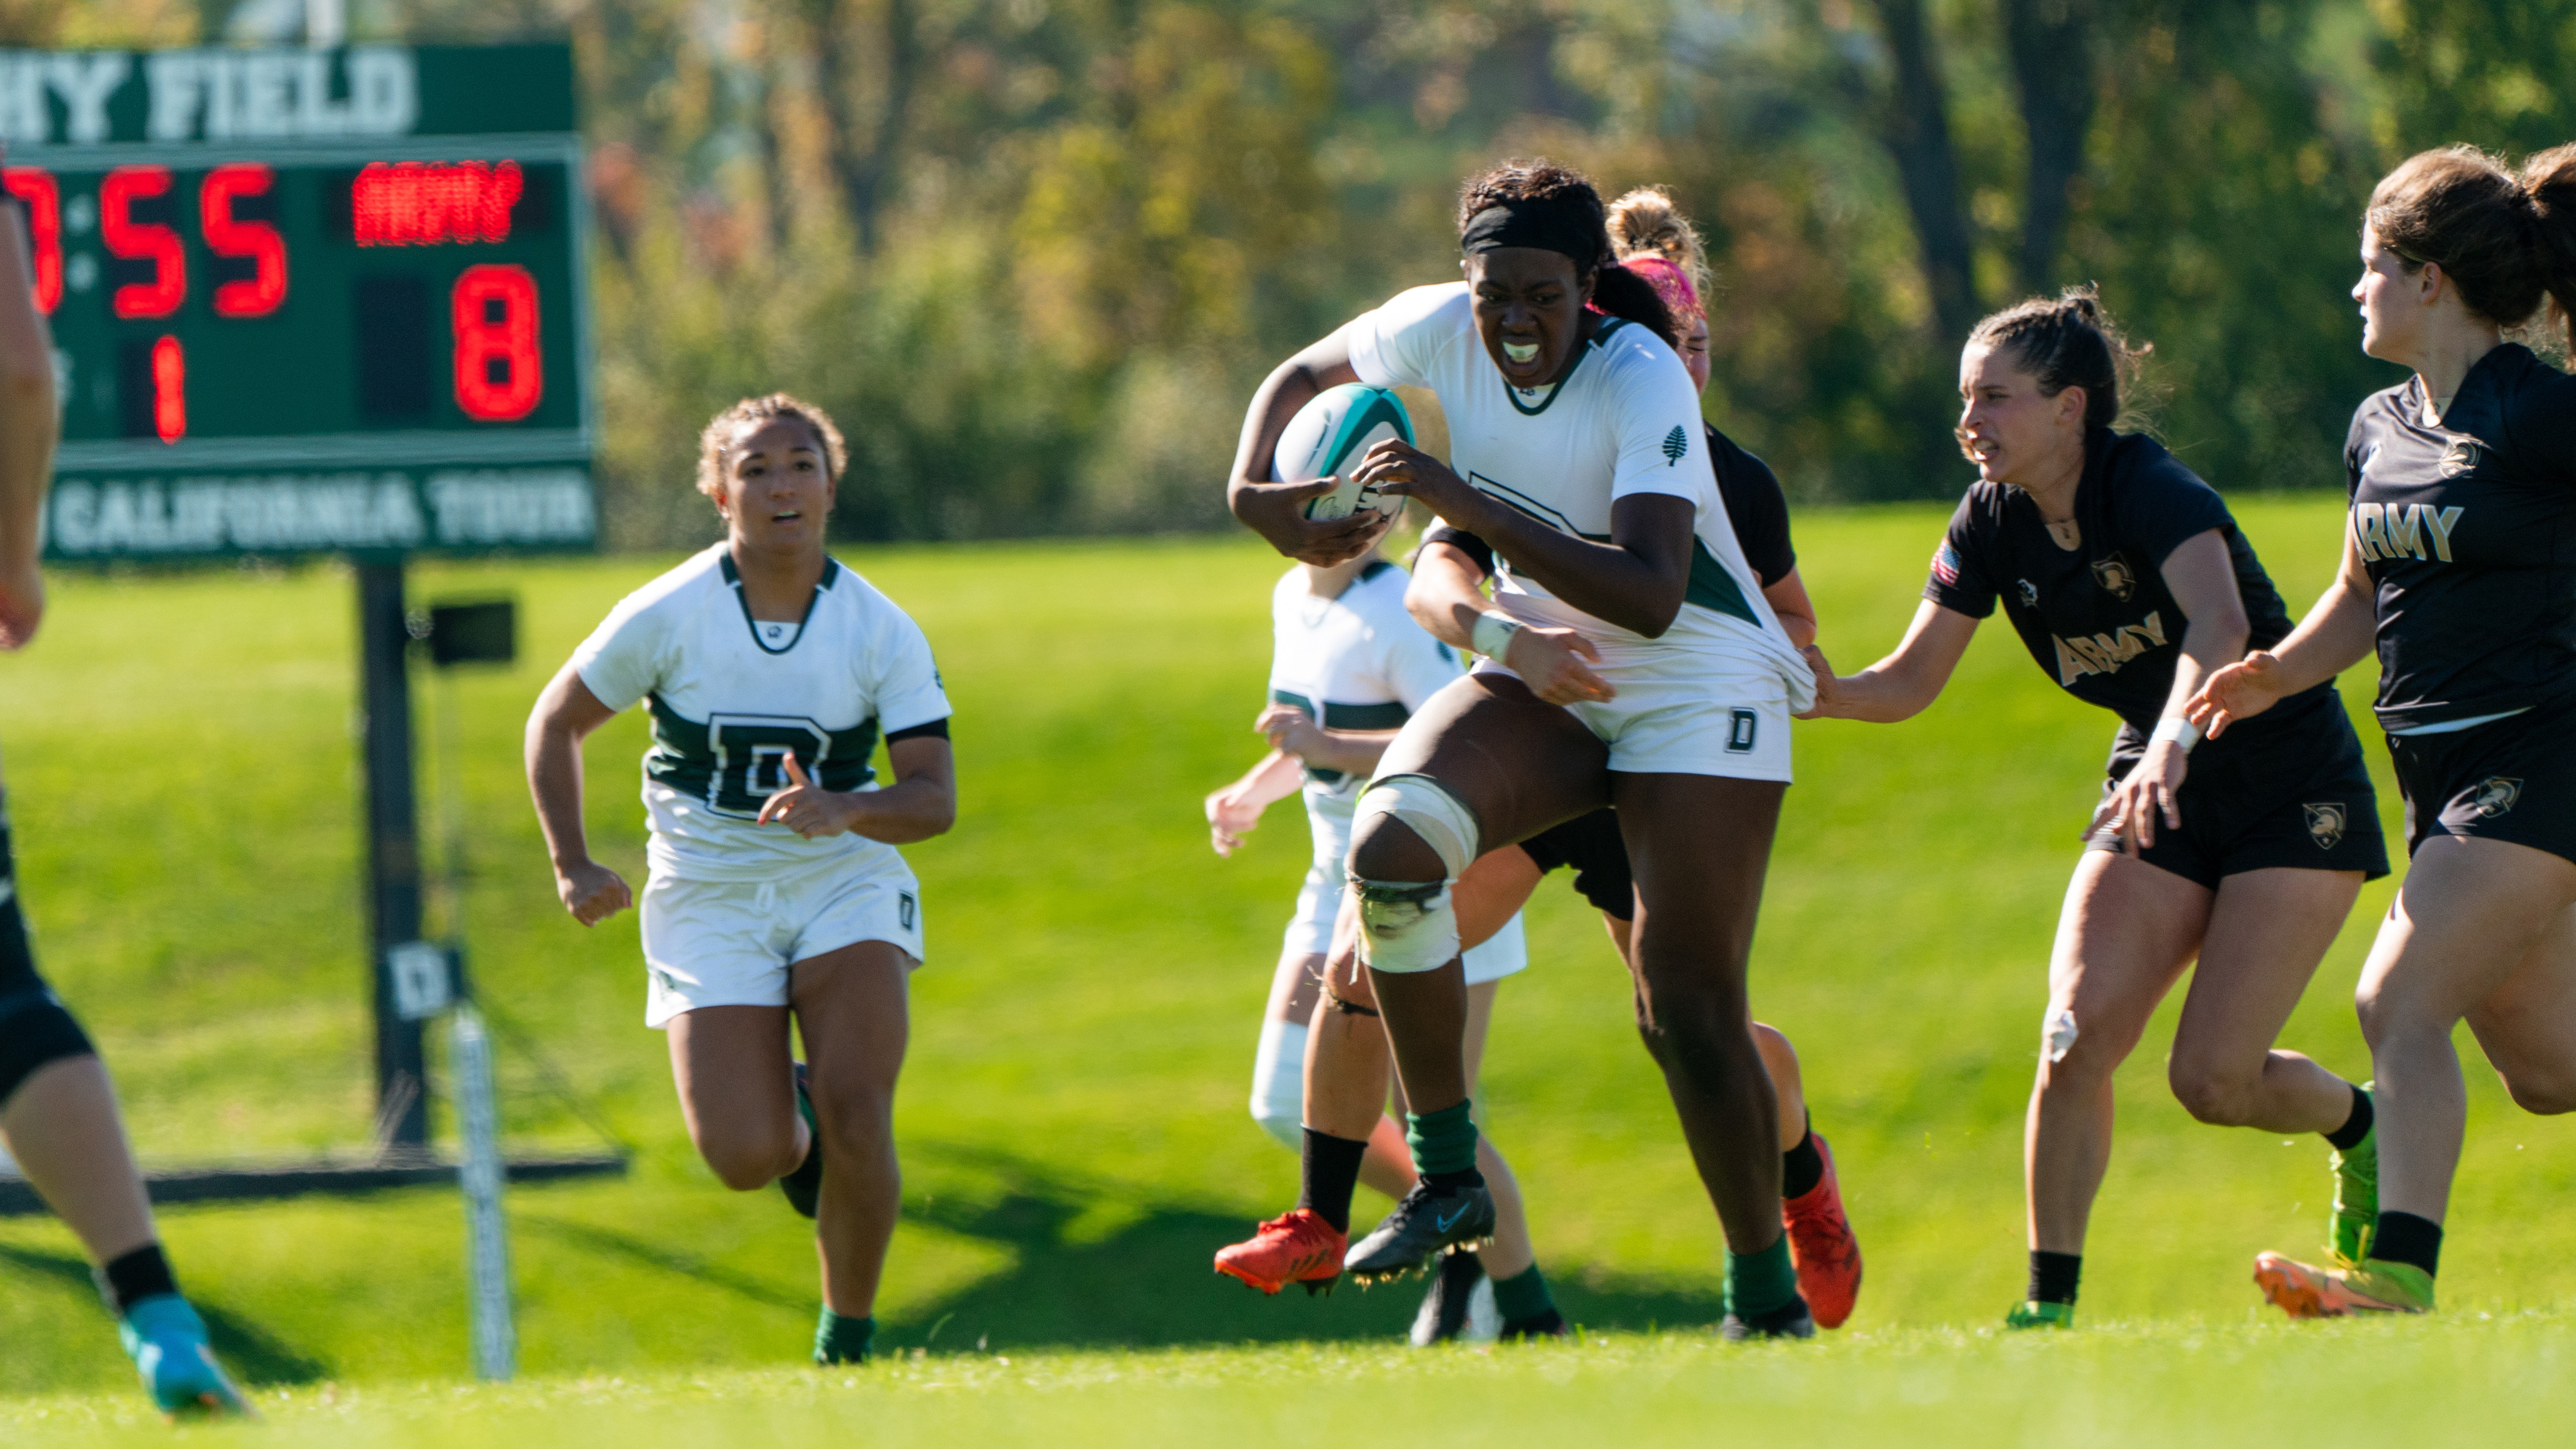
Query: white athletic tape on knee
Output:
[[2043, 1007, 2079, 1064], [1249, 1019, 1307, 1149], [1353, 775, 1480, 879], [1351, 879, 1460, 974]]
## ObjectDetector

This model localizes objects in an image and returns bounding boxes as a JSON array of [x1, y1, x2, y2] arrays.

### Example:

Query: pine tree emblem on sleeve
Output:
[[1662, 426, 1688, 465]]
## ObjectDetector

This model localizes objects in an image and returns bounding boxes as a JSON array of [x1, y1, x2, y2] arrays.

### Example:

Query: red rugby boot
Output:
[[1782, 1133, 1862, 1329], [1214, 1208, 1345, 1296]]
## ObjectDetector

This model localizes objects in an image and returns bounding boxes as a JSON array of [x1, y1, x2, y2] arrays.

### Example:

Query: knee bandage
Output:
[[1249, 1019, 1307, 1149], [1347, 774, 1481, 975]]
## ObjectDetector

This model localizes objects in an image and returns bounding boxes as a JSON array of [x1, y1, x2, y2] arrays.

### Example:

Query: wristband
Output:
[[2149, 716, 2201, 753], [1470, 610, 1522, 661]]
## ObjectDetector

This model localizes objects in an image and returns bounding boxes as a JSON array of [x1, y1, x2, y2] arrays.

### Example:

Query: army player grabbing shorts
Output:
[[1806, 289, 2386, 1328]]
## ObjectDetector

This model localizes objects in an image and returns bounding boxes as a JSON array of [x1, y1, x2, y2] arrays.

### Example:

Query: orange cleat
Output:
[[1782, 1132, 1862, 1329], [1215, 1208, 1346, 1296], [2253, 1251, 2432, 1318]]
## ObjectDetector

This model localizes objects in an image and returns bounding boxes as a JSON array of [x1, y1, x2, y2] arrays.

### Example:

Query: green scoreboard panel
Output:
[[7, 45, 594, 560]]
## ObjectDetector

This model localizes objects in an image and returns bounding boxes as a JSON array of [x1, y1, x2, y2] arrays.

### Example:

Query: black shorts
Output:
[[2084, 694, 2389, 888], [2388, 693, 2576, 866], [0, 798, 94, 1106], [1517, 808, 1634, 920]]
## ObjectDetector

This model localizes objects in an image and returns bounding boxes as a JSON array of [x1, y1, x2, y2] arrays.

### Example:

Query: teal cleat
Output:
[[118, 1295, 250, 1418], [2330, 1084, 2378, 1266]]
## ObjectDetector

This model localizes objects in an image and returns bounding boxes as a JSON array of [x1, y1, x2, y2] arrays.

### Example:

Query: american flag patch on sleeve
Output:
[[1930, 541, 1962, 587]]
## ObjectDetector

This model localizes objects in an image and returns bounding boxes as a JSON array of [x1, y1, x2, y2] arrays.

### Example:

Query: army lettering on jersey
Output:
[[2344, 345, 2576, 730], [1922, 429, 2328, 743], [2349, 501, 2464, 564]]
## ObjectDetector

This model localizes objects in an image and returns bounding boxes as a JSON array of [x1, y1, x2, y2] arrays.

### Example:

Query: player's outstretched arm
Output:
[[759, 736, 957, 845], [1801, 601, 1977, 723], [525, 662, 632, 925], [2188, 532, 2376, 740], [2093, 530, 2250, 851], [1229, 335, 1390, 566], [0, 197, 59, 651]]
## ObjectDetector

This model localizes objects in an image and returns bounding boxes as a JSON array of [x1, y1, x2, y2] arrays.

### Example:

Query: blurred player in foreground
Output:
[[0, 185, 249, 1417], [1804, 289, 2385, 1327], [2197, 144, 2576, 1319], [527, 395, 956, 1365]]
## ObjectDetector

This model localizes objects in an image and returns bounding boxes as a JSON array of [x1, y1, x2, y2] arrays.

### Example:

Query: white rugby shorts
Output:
[[1479, 642, 1793, 782], [639, 846, 924, 1028], [1284, 788, 1527, 984]]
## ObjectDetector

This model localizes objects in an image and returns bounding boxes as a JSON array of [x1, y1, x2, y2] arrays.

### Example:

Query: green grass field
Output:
[[4, 496, 2573, 1442]]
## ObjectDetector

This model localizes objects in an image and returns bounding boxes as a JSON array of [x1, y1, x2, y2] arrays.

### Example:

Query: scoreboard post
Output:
[[6, 43, 596, 1154]]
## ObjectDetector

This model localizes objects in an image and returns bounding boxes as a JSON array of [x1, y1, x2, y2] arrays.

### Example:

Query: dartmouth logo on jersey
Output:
[[643, 698, 882, 818]]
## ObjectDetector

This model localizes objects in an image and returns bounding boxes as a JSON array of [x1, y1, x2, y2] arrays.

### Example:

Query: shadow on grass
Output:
[[872, 1143, 1728, 1355], [514, 1214, 811, 1313], [0, 1241, 328, 1385]]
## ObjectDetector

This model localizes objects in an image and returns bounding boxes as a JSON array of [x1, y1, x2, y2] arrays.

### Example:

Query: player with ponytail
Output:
[[1223, 160, 1821, 1338], [2195, 144, 2576, 1319], [1805, 285, 2387, 1328]]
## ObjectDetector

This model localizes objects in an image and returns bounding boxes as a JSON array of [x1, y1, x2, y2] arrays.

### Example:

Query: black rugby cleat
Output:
[[1345, 1179, 1495, 1284], [1720, 1293, 1817, 1342], [1410, 1245, 1498, 1344]]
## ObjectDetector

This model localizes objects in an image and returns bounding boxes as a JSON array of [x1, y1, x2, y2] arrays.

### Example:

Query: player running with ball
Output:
[[1229, 160, 1822, 1339], [1803, 290, 2387, 1327], [0, 162, 249, 1423], [527, 395, 955, 1366], [1219, 186, 1864, 1337], [2195, 144, 2576, 1319]]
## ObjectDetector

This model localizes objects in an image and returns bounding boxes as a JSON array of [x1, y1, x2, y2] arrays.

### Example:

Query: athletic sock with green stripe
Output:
[[814, 1309, 875, 1365], [1725, 1233, 1799, 1320], [1405, 1100, 1484, 1188], [2325, 1084, 2374, 1151]]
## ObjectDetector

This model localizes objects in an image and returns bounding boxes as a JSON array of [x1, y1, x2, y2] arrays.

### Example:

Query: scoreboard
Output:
[[10, 44, 594, 560]]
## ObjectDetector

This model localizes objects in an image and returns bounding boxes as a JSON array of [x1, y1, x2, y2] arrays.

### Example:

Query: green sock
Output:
[[1724, 1234, 1798, 1320], [1404, 1100, 1479, 1177], [1491, 1263, 1554, 1323], [814, 1308, 874, 1365]]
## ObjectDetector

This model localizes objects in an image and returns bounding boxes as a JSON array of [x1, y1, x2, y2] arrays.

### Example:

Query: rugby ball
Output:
[[1273, 383, 1415, 522]]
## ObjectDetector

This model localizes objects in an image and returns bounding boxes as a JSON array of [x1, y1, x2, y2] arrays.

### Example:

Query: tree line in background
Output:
[[14, 0, 2576, 547]]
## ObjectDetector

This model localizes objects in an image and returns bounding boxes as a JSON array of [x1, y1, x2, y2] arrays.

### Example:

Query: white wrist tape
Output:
[[1470, 610, 1522, 661], [2149, 716, 2201, 753]]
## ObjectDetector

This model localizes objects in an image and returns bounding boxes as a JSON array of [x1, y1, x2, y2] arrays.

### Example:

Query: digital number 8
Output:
[[451, 263, 542, 422]]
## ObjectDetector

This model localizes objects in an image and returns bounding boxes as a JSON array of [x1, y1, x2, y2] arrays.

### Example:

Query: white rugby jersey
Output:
[[1344, 283, 1812, 707], [573, 544, 951, 882], [1269, 560, 1463, 806]]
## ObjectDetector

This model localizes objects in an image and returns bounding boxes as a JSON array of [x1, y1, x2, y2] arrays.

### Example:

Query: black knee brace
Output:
[[0, 798, 95, 1108]]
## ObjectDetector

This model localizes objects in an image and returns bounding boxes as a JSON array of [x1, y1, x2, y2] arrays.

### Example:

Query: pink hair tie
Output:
[[1610, 254, 1702, 322]]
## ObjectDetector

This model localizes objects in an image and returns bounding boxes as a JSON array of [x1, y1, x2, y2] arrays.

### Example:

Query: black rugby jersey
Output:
[[1923, 429, 2325, 739], [2345, 343, 2576, 730], [1427, 422, 1797, 585]]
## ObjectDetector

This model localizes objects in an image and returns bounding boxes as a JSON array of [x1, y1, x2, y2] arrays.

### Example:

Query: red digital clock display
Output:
[[2, 158, 547, 441]]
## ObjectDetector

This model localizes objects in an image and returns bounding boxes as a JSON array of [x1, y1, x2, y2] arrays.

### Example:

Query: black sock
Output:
[[2028, 1250, 2081, 1306], [2371, 1211, 2442, 1277], [1423, 1167, 1485, 1193], [97, 1243, 177, 1316], [1781, 1115, 1824, 1199], [1297, 1128, 1368, 1234], [2324, 1084, 2374, 1151]]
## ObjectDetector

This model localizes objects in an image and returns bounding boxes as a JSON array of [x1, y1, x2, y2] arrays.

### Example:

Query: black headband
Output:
[[1459, 200, 1601, 268]]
